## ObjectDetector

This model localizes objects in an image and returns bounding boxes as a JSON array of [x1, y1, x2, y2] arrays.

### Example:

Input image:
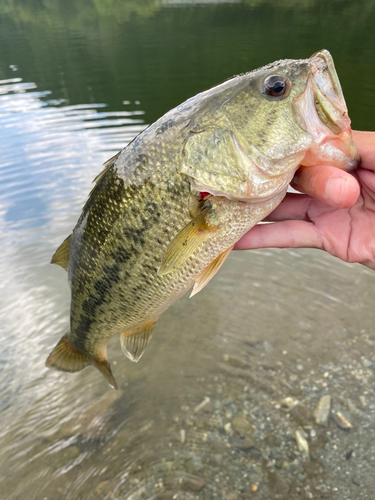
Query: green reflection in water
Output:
[[0, 0, 374, 128]]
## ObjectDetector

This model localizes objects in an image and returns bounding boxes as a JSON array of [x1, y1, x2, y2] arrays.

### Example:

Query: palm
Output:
[[287, 169, 375, 267]]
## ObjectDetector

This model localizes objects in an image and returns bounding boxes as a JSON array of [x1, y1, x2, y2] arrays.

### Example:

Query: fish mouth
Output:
[[293, 49, 359, 171]]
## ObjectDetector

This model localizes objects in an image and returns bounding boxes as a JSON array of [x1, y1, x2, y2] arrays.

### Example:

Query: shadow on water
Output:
[[1, 1, 375, 499]]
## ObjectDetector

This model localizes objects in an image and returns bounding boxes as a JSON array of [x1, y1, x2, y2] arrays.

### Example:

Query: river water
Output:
[[1, 1, 375, 499]]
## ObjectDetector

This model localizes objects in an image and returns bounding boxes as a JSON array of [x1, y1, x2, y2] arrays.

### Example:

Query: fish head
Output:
[[181, 50, 358, 201]]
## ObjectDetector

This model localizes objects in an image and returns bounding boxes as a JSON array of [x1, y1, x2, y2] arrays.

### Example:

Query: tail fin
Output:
[[45, 335, 118, 389]]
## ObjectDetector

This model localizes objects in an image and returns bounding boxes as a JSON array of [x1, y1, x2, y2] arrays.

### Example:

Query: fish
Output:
[[46, 49, 359, 389]]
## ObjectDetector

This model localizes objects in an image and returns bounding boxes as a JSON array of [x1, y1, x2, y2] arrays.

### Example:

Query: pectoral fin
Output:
[[120, 320, 157, 362], [158, 206, 219, 276], [51, 235, 71, 270], [190, 246, 233, 297]]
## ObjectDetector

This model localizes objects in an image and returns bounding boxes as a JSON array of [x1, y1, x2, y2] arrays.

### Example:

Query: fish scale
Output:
[[46, 50, 358, 388]]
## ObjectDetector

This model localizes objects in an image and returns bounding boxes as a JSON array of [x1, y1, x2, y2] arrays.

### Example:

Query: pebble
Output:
[[280, 397, 298, 411], [182, 475, 206, 491], [232, 415, 254, 437], [232, 437, 257, 451], [314, 395, 331, 427], [95, 480, 112, 496], [180, 429, 186, 443], [359, 395, 367, 407], [224, 422, 232, 434], [314, 483, 330, 494], [194, 397, 211, 413], [334, 412, 353, 430], [263, 341, 273, 353], [295, 429, 309, 460], [63, 446, 80, 460], [362, 357, 372, 368]]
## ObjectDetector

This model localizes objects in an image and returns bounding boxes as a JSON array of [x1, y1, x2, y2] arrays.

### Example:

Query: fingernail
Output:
[[325, 177, 344, 207]]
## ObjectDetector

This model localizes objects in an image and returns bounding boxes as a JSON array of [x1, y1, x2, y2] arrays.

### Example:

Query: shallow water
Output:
[[1, 1, 375, 499]]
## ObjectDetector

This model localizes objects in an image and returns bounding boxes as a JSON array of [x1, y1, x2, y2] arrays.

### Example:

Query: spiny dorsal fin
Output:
[[51, 234, 72, 270], [82, 151, 122, 213], [120, 320, 157, 362], [190, 246, 233, 298], [92, 151, 121, 184], [158, 206, 218, 276]]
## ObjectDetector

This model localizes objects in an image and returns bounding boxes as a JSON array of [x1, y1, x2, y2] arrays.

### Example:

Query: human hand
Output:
[[234, 131, 375, 270]]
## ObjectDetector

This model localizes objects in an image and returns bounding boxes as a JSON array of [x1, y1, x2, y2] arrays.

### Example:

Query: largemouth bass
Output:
[[47, 50, 358, 388]]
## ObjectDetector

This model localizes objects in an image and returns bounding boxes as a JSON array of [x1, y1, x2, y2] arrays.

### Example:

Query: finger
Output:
[[352, 130, 375, 171], [357, 167, 375, 193], [263, 193, 313, 222], [291, 165, 360, 208], [234, 220, 323, 250]]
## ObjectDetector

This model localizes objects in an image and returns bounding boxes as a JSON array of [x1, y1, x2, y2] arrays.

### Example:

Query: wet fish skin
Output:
[[47, 50, 358, 388]]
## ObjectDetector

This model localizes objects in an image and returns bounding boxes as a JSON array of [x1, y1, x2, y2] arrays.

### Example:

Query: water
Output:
[[1, 1, 375, 499]]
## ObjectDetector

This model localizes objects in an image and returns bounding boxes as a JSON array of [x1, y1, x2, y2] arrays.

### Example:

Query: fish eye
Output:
[[263, 75, 288, 98]]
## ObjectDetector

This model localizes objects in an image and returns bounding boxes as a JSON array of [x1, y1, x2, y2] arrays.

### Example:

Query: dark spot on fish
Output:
[[156, 119, 174, 135], [75, 315, 93, 343], [103, 264, 121, 285], [134, 164, 145, 177], [83, 263, 121, 314], [124, 226, 145, 246], [145, 200, 158, 214], [136, 153, 148, 165], [82, 295, 102, 314], [114, 246, 132, 263]]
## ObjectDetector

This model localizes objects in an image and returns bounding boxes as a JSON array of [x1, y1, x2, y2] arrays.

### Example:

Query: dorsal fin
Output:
[[120, 320, 157, 362], [190, 246, 233, 297], [92, 151, 121, 184], [51, 234, 72, 270], [82, 151, 122, 213]]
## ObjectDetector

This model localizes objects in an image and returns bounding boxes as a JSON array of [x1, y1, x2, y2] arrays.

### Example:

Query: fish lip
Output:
[[292, 50, 359, 171]]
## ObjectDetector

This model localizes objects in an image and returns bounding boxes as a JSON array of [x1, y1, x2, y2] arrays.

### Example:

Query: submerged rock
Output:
[[232, 415, 254, 437], [314, 395, 331, 427]]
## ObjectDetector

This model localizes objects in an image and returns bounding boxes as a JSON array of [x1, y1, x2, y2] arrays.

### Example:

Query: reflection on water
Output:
[[1, 1, 375, 499]]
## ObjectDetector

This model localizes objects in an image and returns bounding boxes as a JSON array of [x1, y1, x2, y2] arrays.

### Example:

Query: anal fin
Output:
[[120, 320, 157, 362], [51, 234, 71, 270], [190, 246, 233, 297]]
